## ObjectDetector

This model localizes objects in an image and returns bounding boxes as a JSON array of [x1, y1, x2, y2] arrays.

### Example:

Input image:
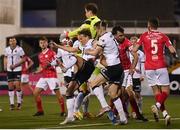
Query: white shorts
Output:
[[122, 70, 133, 88], [36, 78, 60, 90], [145, 68, 170, 87], [21, 74, 29, 83]]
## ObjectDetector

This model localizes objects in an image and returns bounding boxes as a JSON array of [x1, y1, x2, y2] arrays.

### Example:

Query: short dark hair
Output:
[[112, 26, 124, 35], [94, 20, 107, 29], [39, 36, 48, 42], [84, 3, 98, 14], [8, 36, 16, 39], [8, 36, 16, 41], [148, 17, 159, 28], [8, 36, 18, 43], [78, 29, 92, 38]]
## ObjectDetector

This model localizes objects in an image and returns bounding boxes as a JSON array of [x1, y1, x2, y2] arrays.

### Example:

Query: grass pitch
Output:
[[0, 95, 179, 129]]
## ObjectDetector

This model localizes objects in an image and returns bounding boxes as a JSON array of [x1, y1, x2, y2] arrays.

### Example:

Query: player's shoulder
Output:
[[141, 31, 149, 36], [158, 31, 168, 38], [138, 50, 144, 55], [15, 45, 23, 50], [100, 32, 112, 39], [125, 38, 132, 45], [73, 40, 81, 45], [5, 46, 10, 50], [90, 16, 101, 23], [48, 49, 56, 54]]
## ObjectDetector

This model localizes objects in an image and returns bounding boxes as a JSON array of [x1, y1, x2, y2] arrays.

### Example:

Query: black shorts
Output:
[[132, 78, 141, 92], [101, 63, 124, 85], [73, 60, 95, 86], [7, 71, 21, 82], [64, 76, 72, 84]]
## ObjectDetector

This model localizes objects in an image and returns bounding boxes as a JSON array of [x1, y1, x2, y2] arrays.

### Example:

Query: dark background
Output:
[[22, 0, 180, 27]]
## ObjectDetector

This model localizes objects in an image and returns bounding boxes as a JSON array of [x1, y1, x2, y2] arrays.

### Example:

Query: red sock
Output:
[[155, 93, 161, 103], [131, 105, 135, 113], [59, 97, 65, 113], [109, 98, 114, 109], [36, 96, 43, 112], [159, 92, 168, 104], [160, 103, 165, 112], [129, 96, 141, 117]]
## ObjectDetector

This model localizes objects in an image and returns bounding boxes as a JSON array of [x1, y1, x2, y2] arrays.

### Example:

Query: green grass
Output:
[[0, 95, 180, 129]]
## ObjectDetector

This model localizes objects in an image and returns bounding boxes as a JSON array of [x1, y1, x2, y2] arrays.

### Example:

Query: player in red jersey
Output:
[[130, 36, 145, 118], [112, 26, 148, 122], [33, 37, 65, 116], [133, 18, 177, 126], [21, 55, 34, 96]]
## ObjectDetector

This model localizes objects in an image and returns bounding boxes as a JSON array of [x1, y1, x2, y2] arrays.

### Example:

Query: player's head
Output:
[[78, 29, 92, 45], [147, 17, 159, 31], [112, 25, 125, 43], [84, 3, 98, 18], [130, 36, 139, 46], [39, 36, 48, 50], [61, 38, 73, 47], [94, 20, 107, 37], [48, 40, 55, 49], [8, 37, 17, 48]]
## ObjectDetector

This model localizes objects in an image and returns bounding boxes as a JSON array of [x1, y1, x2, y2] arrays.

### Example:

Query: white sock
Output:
[[8, 91, 15, 105], [162, 110, 168, 118], [74, 92, 84, 113], [113, 98, 127, 121], [137, 97, 143, 114], [156, 102, 161, 109], [66, 98, 75, 118], [93, 87, 109, 108], [16, 91, 22, 104]]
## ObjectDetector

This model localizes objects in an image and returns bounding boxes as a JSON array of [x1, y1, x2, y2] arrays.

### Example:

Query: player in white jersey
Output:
[[52, 29, 96, 124], [4, 37, 25, 110], [130, 36, 145, 117], [85, 21, 127, 125], [54, 29, 99, 120]]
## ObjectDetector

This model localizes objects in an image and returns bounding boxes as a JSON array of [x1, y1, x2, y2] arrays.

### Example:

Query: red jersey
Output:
[[22, 56, 32, 74], [38, 49, 57, 78], [118, 38, 132, 70], [137, 30, 172, 70]]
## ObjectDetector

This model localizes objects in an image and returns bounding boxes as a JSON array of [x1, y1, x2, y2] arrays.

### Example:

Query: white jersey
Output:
[[73, 40, 82, 50], [130, 50, 145, 78], [63, 67, 73, 77], [73, 39, 95, 61], [51, 48, 77, 70], [98, 32, 120, 66], [4, 45, 25, 72]]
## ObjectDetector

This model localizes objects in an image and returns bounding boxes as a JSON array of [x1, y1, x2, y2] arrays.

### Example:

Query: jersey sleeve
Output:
[[127, 40, 133, 51], [137, 34, 144, 46], [163, 34, 172, 47], [19, 47, 25, 56], [4, 48, 7, 56], [73, 40, 80, 48], [141, 52, 145, 63], [68, 23, 90, 39], [97, 38, 106, 48]]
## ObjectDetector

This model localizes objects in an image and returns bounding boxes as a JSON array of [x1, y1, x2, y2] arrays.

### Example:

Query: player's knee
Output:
[[108, 89, 118, 99]]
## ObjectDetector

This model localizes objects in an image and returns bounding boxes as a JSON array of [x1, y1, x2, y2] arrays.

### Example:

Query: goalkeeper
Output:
[[60, 3, 101, 40]]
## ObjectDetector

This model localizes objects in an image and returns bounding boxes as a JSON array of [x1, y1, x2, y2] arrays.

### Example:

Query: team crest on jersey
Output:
[[45, 55, 48, 58], [101, 39, 105, 42]]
